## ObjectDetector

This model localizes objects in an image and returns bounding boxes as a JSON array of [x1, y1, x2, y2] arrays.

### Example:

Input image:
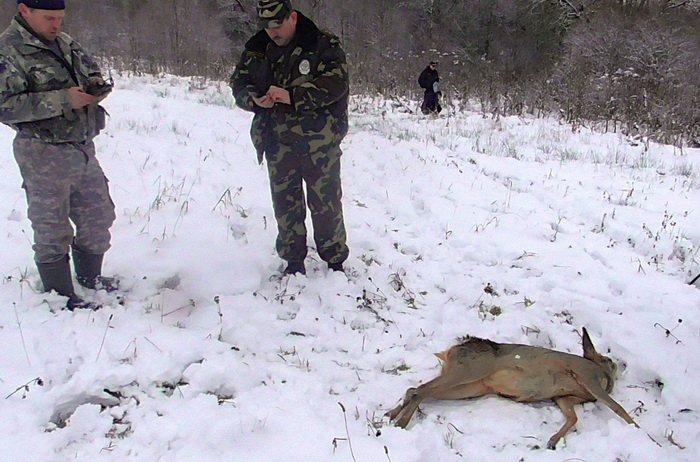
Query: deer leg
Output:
[[387, 373, 457, 426], [389, 379, 490, 429], [547, 396, 583, 450], [388, 387, 425, 428], [573, 372, 639, 428], [428, 380, 490, 400], [386, 387, 417, 421], [597, 393, 638, 427]]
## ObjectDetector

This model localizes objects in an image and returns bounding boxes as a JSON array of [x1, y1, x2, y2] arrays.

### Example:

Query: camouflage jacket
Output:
[[0, 15, 106, 144], [229, 11, 349, 164]]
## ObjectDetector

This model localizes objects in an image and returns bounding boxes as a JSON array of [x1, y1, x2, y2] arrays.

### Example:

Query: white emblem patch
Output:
[[299, 59, 311, 75]]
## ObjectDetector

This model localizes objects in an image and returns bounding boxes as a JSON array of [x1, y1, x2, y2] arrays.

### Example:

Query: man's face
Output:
[[265, 11, 297, 47], [19, 5, 65, 42]]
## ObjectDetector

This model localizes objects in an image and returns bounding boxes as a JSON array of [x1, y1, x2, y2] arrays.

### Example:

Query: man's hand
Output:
[[252, 94, 275, 108], [267, 86, 291, 105], [67, 87, 98, 109]]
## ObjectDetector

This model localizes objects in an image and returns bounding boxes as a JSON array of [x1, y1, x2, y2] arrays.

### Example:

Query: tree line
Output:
[[1, 0, 698, 145]]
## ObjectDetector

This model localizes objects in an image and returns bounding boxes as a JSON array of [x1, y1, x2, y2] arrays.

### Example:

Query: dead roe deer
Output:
[[387, 328, 638, 449]]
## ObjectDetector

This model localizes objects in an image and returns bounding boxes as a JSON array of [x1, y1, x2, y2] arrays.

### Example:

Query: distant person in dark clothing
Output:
[[418, 61, 441, 115]]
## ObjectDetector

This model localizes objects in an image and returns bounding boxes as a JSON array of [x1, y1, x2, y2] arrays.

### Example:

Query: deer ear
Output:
[[582, 327, 601, 361], [435, 351, 448, 362]]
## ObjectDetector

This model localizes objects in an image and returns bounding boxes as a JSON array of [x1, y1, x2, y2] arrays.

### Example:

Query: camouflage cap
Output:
[[257, 0, 293, 29]]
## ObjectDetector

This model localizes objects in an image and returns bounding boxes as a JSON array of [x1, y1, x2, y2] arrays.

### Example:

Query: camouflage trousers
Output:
[[13, 135, 116, 264], [265, 142, 348, 265]]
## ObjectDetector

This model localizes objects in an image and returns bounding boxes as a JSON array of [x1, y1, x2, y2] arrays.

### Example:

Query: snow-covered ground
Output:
[[1, 73, 699, 461]]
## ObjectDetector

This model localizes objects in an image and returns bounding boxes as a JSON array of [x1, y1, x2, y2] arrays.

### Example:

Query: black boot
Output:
[[283, 261, 306, 276], [328, 262, 344, 272], [72, 246, 118, 292], [37, 256, 98, 310]]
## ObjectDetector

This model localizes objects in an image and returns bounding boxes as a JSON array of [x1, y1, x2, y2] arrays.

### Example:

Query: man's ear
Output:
[[18, 3, 30, 17], [290, 11, 298, 26]]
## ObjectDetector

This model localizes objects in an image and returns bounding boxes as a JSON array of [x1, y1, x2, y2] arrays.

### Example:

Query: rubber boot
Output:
[[283, 261, 306, 276], [72, 246, 118, 292], [37, 256, 97, 310], [328, 262, 344, 272]]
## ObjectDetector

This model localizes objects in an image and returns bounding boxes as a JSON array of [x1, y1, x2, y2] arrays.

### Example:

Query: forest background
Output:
[[1, 0, 698, 146]]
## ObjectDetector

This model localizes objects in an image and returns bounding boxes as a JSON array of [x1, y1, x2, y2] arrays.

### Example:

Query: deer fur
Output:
[[386, 328, 638, 449]]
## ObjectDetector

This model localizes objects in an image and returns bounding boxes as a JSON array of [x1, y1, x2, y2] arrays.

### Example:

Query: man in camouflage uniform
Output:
[[0, 0, 116, 309], [230, 0, 349, 275]]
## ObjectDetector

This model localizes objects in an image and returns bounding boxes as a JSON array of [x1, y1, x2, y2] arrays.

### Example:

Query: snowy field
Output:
[[1, 73, 699, 461]]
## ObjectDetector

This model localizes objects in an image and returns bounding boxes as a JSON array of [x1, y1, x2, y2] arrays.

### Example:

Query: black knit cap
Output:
[[17, 0, 66, 10]]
